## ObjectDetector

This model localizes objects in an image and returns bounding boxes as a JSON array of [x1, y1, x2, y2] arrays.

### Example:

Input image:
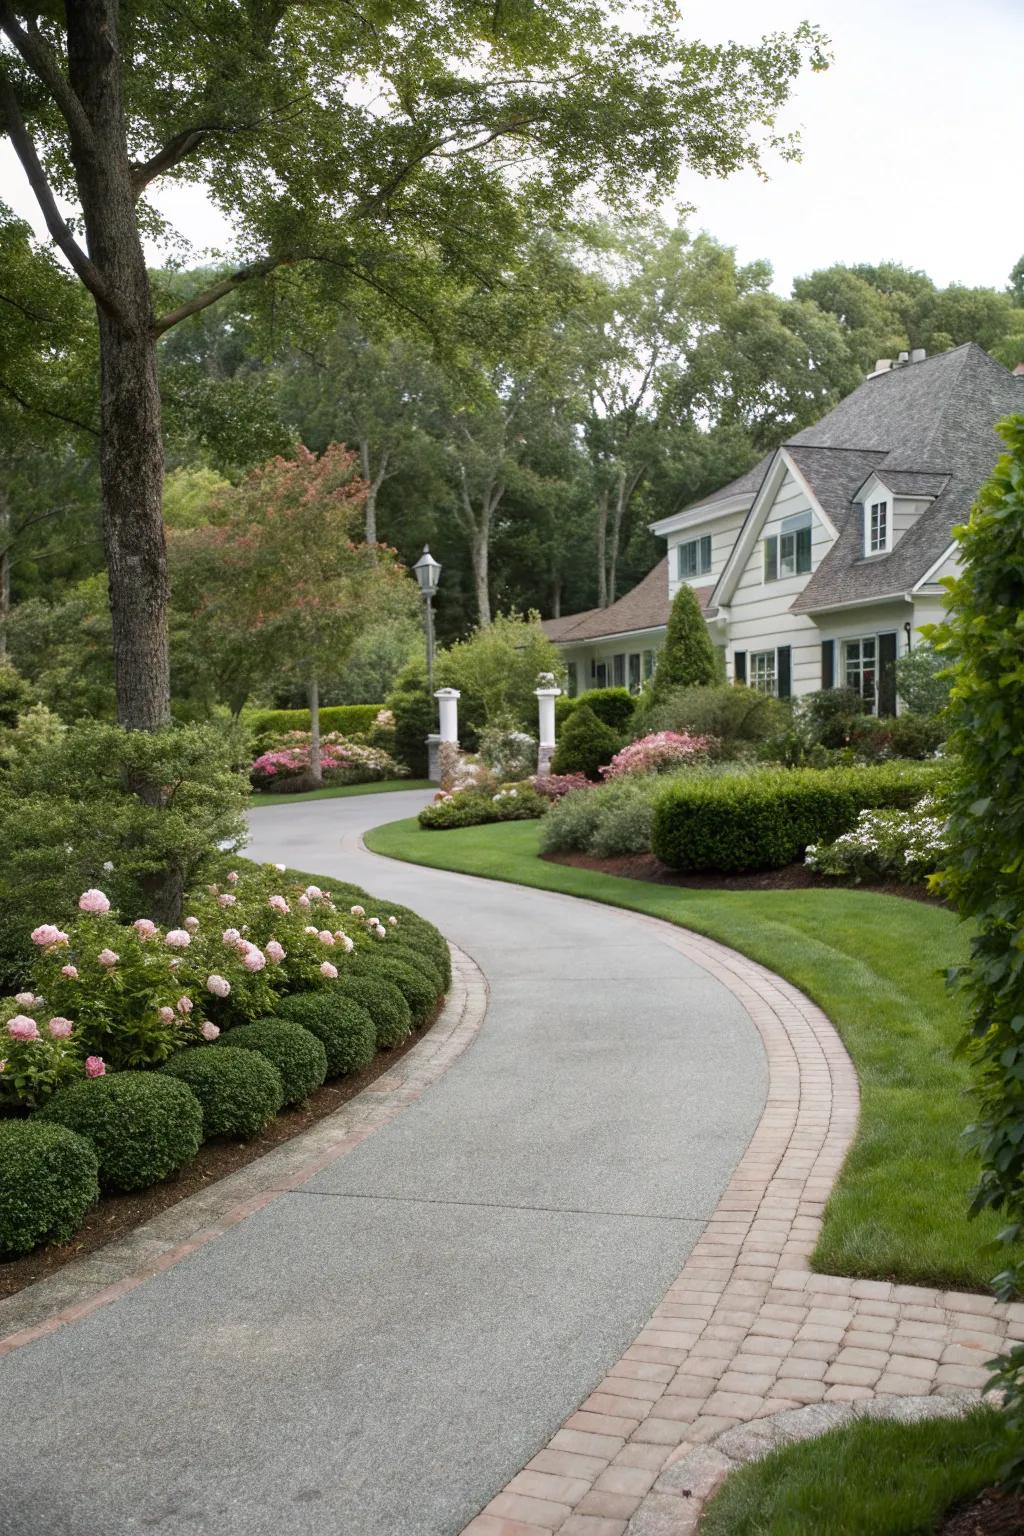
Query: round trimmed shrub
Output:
[[355, 952, 440, 1026], [0, 1121, 99, 1256], [336, 974, 412, 1048], [385, 941, 446, 996], [162, 1046, 283, 1139], [273, 991, 376, 1077], [551, 703, 622, 780], [36, 1072, 203, 1192], [218, 1018, 327, 1105]]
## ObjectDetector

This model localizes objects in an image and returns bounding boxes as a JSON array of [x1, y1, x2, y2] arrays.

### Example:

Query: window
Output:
[[642, 650, 656, 680], [566, 661, 578, 698], [612, 653, 626, 687], [867, 501, 889, 555], [594, 661, 608, 688], [678, 534, 712, 579], [764, 511, 812, 581], [844, 637, 877, 710], [628, 653, 641, 693], [750, 650, 777, 695]]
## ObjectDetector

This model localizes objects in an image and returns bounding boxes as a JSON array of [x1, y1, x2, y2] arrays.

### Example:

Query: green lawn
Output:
[[364, 816, 1005, 1292], [700, 1406, 1010, 1536], [250, 778, 430, 807]]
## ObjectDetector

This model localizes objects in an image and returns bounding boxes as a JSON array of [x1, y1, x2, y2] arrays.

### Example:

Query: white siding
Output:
[[891, 496, 932, 545], [666, 509, 747, 602]]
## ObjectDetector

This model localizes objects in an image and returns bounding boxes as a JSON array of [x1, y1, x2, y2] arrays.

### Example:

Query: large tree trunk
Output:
[[67, 1, 170, 732], [595, 485, 609, 607], [470, 533, 491, 627]]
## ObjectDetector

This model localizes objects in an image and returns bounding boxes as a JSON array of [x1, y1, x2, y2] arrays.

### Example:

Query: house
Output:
[[545, 344, 1024, 712]]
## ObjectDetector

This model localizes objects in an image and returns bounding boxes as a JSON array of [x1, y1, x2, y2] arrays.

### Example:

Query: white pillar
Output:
[[435, 687, 461, 744], [535, 686, 561, 776]]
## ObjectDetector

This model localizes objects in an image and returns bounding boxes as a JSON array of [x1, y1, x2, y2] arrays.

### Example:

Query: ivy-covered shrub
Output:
[[218, 1018, 327, 1105], [806, 800, 948, 884], [36, 1072, 204, 1192], [0, 1121, 99, 1256], [551, 704, 622, 780], [354, 953, 440, 1027], [162, 1045, 284, 1139], [418, 783, 547, 829], [556, 687, 636, 734], [923, 415, 1024, 1468], [273, 991, 377, 1077], [336, 974, 412, 1048]]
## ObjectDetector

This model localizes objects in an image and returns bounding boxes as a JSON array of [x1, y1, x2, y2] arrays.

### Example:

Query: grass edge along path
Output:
[[251, 777, 431, 807], [363, 815, 1005, 1294]]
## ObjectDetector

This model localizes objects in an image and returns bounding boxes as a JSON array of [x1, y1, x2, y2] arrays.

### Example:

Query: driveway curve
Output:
[[0, 790, 766, 1536]]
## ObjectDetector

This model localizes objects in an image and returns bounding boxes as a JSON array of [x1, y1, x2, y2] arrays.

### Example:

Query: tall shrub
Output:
[[925, 416, 1024, 1471], [648, 585, 718, 703]]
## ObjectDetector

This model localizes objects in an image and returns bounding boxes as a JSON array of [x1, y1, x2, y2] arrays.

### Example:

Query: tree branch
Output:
[[151, 255, 287, 335], [0, 376, 99, 438], [0, 71, 125, 323], [131, 126, 210, 196], [0, 8, 96, 152]]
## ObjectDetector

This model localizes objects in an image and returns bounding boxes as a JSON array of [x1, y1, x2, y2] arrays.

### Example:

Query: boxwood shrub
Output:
[[273, 991, 377, 1077], [354, 952, 440, 1026], [218, 1018, 327, 1105], [336, 974, 412, 1047], [37, 1072, 204, 1192], [0, 1120, 100, 1256], [394, 933, 452, 992], [555, 687, 635, 733], [551, 704, 623, 780], [248, 704, 381, 742], [162, 1046, 284, 1139]]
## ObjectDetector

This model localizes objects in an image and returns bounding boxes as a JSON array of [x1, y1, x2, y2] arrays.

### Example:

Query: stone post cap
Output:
[[434, 687, 461, 699], [534, 686, 562, 698]]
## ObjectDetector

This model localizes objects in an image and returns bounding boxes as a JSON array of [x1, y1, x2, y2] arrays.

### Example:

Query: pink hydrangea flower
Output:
[[273, 862, 286, 873], [268, 895, 289, 914], [7, 1015, 39, 1040], [184, 916, 200, 932], [227, 871, 239, 884], [305, 885, 321, 899], [177, 996, 193, 1015], [320, 961, 338, 980], [79, 889, 111, 915], [266, 940, 285, 964], [206, 974, 231, 998], [298, 894, 311, 909], [159, 1006, 175, 1024], [15, 991, 33, 1006], [61, 964, 79, 980], [98, 948, 119, 967], [201, 1021, 220, 1041], [165, 929, 191, 949], [32, 923, 68, 947], [222, 928, 241, 944], [241, 946, 266, 973], [84, 1056, 106, 1078], [318, 930, 335, 946], [47, 1017, 74, 1039], [350, 905, 365, 917], [388, 916, 398, 927], [334, 932, 354, 954], [303, 925, 318, 936], [218, 893, 237, 908], [133, 918, 158, 940]]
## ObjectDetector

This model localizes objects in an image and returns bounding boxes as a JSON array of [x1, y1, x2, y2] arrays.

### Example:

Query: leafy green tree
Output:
[[0, 1, 824, 737], [648, 584, 719, 703], [924, 415, 1024, 1472], [5, 573, 115, 720], [792, 264, 907, 374]]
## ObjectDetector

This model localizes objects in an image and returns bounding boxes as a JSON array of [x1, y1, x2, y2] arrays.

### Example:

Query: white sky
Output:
[[1, 0, 1019, 296]]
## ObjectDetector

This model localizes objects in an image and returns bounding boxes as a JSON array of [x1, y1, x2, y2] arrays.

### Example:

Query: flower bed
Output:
[[0, 866, 449, 1257], [600, 730, 714, 778], [250, 730, 405, 791], [418, 782, 548, 830], [806, 798, 948, 884]]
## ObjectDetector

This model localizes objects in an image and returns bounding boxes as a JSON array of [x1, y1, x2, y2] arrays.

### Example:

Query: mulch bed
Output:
[[941, 1488, 1024, 1536], [0, 1010, 438, 1302], [542, 849, 944, 905]]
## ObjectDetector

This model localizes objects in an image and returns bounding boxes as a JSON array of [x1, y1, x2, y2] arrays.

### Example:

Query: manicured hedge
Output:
[[37, 1072, 204, 1192], [273, 991, 377, 1077], [248, 704, 382, 740], [335, 974, 412, 1047], [219, 1018, 328, 1105], [162, 1046, 284, 1139], [652, 762, 942, 874], [354, 952, 441, 1026], [555, 687, 635, 733], [0, 1121, 100, 1256]]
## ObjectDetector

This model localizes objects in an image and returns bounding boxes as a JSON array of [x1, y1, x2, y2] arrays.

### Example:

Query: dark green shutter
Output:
[[734, 650, 747, 684], [878, 632, 898, 716], [796, 525, 812, 573], [777, 646, 792, 699], [699, 534, 712, 573], [764, 538, 778, 581], [821, 639, 835, 689]]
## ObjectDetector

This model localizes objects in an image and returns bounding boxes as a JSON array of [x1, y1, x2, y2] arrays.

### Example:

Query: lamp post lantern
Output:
[[412, 543, 442, 710]]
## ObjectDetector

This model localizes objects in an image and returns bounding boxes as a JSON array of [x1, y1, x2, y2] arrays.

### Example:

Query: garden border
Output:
[[461, 910, 1020, 1536], [0, 942, 486, 1355]]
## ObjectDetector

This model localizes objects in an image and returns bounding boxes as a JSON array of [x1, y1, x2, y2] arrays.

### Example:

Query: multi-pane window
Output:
[[750, 650, 777, 695], [844, 637, 877, 710], [867, 501, 888, 554], [628, 653, 641, 692], [678, 534, 712, 579], [612, 653, 626, 687], [764, 511, 812, 581]]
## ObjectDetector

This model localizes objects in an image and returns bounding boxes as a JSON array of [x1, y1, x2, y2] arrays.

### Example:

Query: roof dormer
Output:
[[853, 471, 943, 558]]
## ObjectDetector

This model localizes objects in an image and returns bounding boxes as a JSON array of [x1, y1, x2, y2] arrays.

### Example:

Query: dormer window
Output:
[[867, 500, 889, 555], [678, 534, 712, 579]]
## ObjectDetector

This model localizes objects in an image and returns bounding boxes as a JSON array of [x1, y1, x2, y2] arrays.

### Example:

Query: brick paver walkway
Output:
[[464, 915, 1017, 1536]]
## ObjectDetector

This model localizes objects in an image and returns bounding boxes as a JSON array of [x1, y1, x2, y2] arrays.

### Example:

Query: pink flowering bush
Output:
[[0, 1001, 84, 1110], [600, 731, 715, 779], [250, 731, 405, 791], [533, 772, 593, 800]]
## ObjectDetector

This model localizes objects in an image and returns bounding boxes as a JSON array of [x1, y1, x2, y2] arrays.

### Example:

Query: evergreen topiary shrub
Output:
[[162, 1045, 283, 1139], [0, 1120, 99, 1256], [353, 952, 440, 1026], [648, 585, 718, 704], [551, 704, 622, 780], [273, 991, 377, 1076], [336, 974, 412, 1047], [556, 687, 636, 734], [218, 1018, 327, 1105], [36, 1072, 204, 1192]]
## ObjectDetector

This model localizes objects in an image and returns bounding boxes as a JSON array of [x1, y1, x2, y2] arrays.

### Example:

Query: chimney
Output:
[[897, 350, 910, 365], [910, 348, 926, 364], [869, 359, 893, 378]]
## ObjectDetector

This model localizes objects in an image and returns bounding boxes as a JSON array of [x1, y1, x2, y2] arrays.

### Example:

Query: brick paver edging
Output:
[[463, 911, 1018, 1536], [0, 943, 486, 1357]]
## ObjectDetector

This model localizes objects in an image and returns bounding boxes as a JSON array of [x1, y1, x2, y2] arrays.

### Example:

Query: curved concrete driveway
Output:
[[0, 790, 766, 1536]]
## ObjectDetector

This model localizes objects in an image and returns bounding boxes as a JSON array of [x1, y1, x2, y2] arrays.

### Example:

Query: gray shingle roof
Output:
[[540, 559, 714, 644]]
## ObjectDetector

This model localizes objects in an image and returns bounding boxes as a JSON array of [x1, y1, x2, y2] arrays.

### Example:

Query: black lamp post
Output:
[[412, 545, 442, 711]]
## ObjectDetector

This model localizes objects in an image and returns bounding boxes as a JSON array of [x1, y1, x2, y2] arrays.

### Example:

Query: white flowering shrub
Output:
[[805, 798, 948, 884], [477, 721, 537, 781]]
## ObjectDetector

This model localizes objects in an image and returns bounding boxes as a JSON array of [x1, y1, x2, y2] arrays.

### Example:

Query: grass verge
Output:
[[250, 778, 430, 807], [699, 1406, 1010, 1536], [364, 816, 1004, 1292]]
